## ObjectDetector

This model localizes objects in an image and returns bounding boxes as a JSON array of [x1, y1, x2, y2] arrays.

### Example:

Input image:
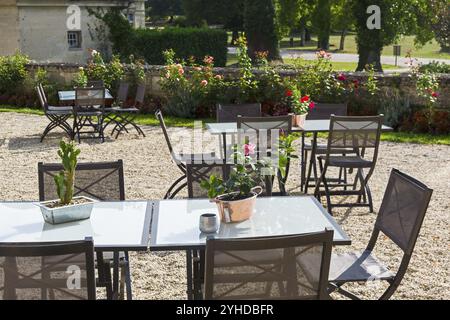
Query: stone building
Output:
[[0, 0, 146, 63]]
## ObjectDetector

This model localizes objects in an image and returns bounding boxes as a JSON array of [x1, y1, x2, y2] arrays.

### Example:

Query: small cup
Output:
[[199, 213, 220, 234]]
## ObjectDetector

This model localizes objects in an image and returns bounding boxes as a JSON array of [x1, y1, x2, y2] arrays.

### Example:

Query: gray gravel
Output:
[[0, 112, 449, 300]]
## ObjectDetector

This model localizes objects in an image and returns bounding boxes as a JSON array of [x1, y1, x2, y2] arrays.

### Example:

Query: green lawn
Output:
[[280, 34, 450, 60], [1, 107, 449, 145]]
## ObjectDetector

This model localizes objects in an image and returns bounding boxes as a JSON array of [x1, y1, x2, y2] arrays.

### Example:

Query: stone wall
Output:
[[26, 63, 450, 109]]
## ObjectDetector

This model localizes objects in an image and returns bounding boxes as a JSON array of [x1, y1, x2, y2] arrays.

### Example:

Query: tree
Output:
[[353, 0, 432, 72], [147, 0, 182, 23], [430, 0, 450, 52], [331, 0, 354, 51], [244, 0, 280, 61], [312, 0, 331, 50]]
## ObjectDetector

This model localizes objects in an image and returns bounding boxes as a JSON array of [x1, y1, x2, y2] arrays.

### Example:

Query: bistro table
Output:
[[0, 201, 152, 300], [150, 196, 351, 300], [206, 120, 393, 192]]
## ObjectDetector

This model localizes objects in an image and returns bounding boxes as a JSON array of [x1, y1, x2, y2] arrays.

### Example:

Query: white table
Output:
[[150, 196, 351, 299], [58, 90, 113, 101], [0, 201, 152, 299]]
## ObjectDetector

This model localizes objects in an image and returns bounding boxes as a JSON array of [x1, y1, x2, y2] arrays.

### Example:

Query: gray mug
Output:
[[199, 213, 220, 234]]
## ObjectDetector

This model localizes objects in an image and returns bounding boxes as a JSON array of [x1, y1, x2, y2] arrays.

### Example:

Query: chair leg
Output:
[[169, 182, 188, 199], [318, 161, 333, 215], [124, 252, 133, 300], [164, 175, 186, 199], [305, 151, 315, 194]]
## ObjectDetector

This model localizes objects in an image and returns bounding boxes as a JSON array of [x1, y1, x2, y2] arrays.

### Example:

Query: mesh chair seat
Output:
[[319, 155, 373, 168], [48, 106, 73, 112], [174, 152, 222, 164], [304, 142, 355, 155], [328, 251, 395, 283]]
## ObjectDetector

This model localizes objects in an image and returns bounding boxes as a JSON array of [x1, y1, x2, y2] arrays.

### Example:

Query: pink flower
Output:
[[309, 102, 315, 110], [203, 56, 214, 65], [200, 80, 208, 87], [244, 144, 256, 156], [214, 75, 223, 80], [178, 68, 184, 75], [337, 74, 347, 81], [193, 66, 202, 71]]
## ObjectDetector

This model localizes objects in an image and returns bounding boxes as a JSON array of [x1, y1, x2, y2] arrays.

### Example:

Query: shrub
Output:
[[99, 10, 228, 67], [133, 27, 228, 67], [419, 61, 450, 74], [0, 52, 29, 94]]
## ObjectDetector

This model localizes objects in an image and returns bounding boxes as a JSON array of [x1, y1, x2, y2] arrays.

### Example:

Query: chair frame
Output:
[[37, 160, 132, 300], [73, 86, 106, 143], [314, 115, 383, 214], [203, 229, 334, 300], [302, 103, 348, 193], [0, 237, 96, 300], [36, 84, 73, 142], [216, 103, 262, 123], [329, 169, 433, 300], [186, 163, 231, 199]]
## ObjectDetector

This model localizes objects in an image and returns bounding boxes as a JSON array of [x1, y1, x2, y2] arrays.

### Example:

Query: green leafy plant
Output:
[[54, 141, 81, 206], [0, 51, 30, 94]]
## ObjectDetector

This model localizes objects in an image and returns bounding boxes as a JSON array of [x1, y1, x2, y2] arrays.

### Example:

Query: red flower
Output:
[[285, 89, 293, 97], [309, 102, 315, 110], [337, 74, 347, 81], [300, 95, 310, 103], [431, 92, 439, 98]]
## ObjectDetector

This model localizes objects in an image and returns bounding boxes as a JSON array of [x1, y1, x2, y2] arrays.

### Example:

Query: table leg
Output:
[[305, 133, 318, 194], [113, 251, 120, 300], [222, 133, 227, 162], [300, 132, 306, 192], [186, 250, 193, 300]]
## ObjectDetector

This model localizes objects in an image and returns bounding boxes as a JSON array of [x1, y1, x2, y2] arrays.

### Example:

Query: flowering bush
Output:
[[282, 87, 315, 115]]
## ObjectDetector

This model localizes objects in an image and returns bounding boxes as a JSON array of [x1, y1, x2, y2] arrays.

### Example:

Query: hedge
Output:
[[133, 27, 228, 67]]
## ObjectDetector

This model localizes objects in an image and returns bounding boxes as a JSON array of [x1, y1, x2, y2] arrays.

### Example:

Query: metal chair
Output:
[[0, 237, 96, 300], [36, 84, 73, 142], [73, 87, 106, 143], [156, 109, 221, 199], [314, 115, 383, 214], [237, 115, 292, 195], [327, 169, 433, 299], [203, 229, 334, 300], [303, 103, 349, 193], [37, 160, 132, 300], [186, 163, 231, 199], [108, 83, 146, 139]]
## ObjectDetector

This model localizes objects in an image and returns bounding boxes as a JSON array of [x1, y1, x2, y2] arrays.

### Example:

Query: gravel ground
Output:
[[0, 112, 449, 300]]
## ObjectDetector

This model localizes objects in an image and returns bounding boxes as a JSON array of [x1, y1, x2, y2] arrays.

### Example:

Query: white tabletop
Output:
[[150, 196, 351, 251], [58, 90, 113, 101], [206, 120, 392, 134], [0, 201, 152, 251]]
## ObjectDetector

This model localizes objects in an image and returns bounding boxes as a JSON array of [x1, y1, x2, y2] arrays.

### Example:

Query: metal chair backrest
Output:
[[36, 84, 48, 112], [372, 169, 433, 255], [134, 84, 145, 107], [326, 115, 383, 162], [38, 160, 125, 201], [75, 87, 105, 109], [155, 109, 178, 163], [237, 116, 292, 155], [0, 237, 96, 300], [307, 103, 347, 120], [216, 103, 261, 123], [204, 229, 333, 300], [117, 81, 129, 105], [186, 164, 231, 199]]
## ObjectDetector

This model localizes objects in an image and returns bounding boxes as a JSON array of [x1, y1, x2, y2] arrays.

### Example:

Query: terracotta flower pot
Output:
[[212, 187, 263, 223], [293, 113, 307, 128]]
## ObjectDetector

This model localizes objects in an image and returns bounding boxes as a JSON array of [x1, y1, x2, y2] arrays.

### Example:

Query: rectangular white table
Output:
[[150, 196, 351, 300], [0, 201, 152, 299]]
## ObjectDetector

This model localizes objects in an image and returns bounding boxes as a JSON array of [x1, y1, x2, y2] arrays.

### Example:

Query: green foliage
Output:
[[378, 89, 411, 129], [312, 0, 331, 49], [147, 0, 183, 21], [244, 0, 280, 61], [0, 52, 30, 94], [54, 141, 81, 206], [429, 0, 450, 52], [419, 61, 450, 73]]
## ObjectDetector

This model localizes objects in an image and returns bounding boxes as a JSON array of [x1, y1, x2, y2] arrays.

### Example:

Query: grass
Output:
[[280, 34, 450, 60], [2, 106, 449, 145]]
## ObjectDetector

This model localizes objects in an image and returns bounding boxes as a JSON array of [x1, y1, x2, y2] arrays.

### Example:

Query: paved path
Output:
[[228, 47, 450, 70]]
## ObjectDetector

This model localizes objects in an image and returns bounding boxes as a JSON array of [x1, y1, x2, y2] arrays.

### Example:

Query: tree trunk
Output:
[[305, 28, 311, 42], [318, 36, 330, 50], [231, 30, 239, 45], [339, 29, 347, 51], [299, 25, 306, 47], [356, 46, 383, 72], [290, 37, 294, 47]]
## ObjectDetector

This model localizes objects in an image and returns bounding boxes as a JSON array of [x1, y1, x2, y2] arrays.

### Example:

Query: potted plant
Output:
[[201, 143, 289, 223], [36, 141, 96, 224], [283, 87, 315, 128]]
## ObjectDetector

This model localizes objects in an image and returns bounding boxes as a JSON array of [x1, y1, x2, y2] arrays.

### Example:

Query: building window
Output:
[[68, 31, 82, 49], [128, 13, 135, 24]]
